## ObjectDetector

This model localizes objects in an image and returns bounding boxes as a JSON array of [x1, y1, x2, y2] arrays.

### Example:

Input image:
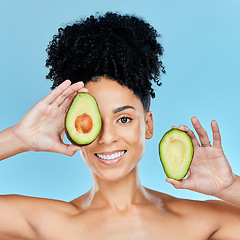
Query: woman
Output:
[[0, 12, 240, 239]]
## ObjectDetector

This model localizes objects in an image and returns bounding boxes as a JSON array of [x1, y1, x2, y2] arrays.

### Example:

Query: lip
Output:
[[95, 150, 126, 165]]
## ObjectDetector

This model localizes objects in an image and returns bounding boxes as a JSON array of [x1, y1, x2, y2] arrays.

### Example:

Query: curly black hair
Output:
[[46, 12, 165, 111]]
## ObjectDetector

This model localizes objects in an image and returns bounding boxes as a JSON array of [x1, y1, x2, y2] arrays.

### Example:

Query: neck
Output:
[[88, 166, 149, 211]]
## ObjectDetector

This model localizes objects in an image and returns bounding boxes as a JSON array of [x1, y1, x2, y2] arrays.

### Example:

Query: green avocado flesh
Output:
[[65, 93, 102, 146], [159, 129, 194, 180]]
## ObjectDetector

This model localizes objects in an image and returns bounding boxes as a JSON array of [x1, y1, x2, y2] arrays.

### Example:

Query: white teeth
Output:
[[96, 151, 125, 160]]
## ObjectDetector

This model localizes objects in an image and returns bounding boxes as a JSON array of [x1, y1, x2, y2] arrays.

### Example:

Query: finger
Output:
[[184, 126, 200, 148], [60, 87, 90, 111], [191, 117, 210, 147], [43, 80, 72, 105], [54, 143, 82, 156], [177, 125, 199, 148], [60, 91, 79, 112], [54, 81, 84, 107], [77, 87, 89, 93], [166, 178, 195, 190], [211, 120, 222, 148]]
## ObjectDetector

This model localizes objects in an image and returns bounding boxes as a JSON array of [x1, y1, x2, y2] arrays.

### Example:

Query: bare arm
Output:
[[208, 200, 240, 240], [0, 80, 86, 161], [216, 174, 240, 206], [165, 117, 240, 240], [0, 195, 39, 240], [0, 127, 26, 161], [0, 80, 85, 239]]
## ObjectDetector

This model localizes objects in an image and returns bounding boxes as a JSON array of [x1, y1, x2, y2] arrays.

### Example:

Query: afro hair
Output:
[[46, 12, 165, 111]]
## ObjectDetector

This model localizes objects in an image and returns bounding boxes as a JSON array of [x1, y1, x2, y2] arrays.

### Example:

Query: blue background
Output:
[[0, 0, 239, 201]]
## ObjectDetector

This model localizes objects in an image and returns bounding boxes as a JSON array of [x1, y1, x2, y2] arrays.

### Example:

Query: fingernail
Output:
[[78, 88, 88, 93]]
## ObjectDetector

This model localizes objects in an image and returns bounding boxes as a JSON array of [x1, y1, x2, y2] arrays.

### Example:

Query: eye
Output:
[[118, 117, 132, 124]]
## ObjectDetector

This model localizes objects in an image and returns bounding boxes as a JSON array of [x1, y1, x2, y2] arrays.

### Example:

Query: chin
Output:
[[91, 162, 139, 184]]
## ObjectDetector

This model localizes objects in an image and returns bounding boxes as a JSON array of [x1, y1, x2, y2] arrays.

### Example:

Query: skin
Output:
[[0, 77, 240, 240]]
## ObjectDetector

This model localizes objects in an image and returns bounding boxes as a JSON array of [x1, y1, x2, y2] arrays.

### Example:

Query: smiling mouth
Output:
[[95, 150, 126, 165]]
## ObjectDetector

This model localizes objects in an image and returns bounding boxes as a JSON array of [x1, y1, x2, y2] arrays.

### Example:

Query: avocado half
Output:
[[65, 93, 102, 146], [159, 129, 194, 180]]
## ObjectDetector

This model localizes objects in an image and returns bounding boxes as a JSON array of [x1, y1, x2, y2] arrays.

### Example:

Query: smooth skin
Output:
[[0, 77, 240, 240]]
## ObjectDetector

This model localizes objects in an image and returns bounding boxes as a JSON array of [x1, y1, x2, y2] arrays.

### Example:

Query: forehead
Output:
[[85, 78, 144, 113]]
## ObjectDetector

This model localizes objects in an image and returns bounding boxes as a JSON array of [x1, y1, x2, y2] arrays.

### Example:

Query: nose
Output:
[[97, 121, 118, 145]]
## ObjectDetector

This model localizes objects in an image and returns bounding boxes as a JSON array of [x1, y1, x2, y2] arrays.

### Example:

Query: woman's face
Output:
[[80, 77, 153, 182]]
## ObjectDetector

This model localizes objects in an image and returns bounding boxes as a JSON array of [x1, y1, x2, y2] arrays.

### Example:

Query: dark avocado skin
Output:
[[64, 93, 102, 146], [159, 128, 194, 180]]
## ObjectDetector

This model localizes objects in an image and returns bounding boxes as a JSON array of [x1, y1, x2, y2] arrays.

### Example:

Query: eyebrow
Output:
[[113, 105, 136, 114]]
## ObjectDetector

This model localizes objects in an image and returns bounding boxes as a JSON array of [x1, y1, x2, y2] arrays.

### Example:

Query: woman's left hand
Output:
[[166, 117, 236, 197]]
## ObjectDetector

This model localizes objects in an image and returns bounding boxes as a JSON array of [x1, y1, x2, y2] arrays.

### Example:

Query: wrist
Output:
[[10, 125, 29, 153], [0, 126, 29, 161], [216, 174, 240, 205]]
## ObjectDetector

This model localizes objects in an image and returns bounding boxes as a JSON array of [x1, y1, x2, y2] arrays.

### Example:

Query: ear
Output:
[[145, 111, 153, 139]]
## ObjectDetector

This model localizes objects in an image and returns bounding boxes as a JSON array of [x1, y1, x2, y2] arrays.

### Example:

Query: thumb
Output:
[[166, 178, 194, 190], [54, 143, 82, 156]]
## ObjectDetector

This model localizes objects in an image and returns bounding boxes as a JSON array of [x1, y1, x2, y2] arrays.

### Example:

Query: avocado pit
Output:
[[75, 113, 93, 134]]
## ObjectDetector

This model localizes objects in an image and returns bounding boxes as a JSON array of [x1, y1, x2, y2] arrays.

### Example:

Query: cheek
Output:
[[123, 120, 146, 151]]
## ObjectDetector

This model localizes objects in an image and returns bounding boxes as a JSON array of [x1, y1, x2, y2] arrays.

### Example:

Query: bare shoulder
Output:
[[145, 187, 212, 215], [0, 194, 82, 240], [1, 194, 80, 213], [145, 187, 240, 215], [0, 194, 82, 226], [145, 188, 240, 239]]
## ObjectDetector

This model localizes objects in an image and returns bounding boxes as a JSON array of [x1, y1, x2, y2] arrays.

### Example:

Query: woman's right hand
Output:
[[12, 80, 86, 156]]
